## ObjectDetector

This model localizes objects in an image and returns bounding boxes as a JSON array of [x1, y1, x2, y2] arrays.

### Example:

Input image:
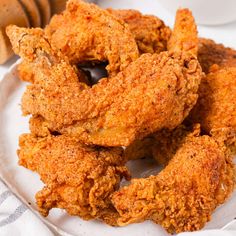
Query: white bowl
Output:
[[157, 0, 236, 25]]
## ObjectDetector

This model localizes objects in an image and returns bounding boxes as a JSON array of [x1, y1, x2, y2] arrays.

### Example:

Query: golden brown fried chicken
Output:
[[7, 8, 202, 147], [107, 9, 171, 54], [44, 0, 139, 76], [112, 129, 235, 233], [18, 134, 129, 224], [188, 66, 236, 153], [198, 38, 236, 73]]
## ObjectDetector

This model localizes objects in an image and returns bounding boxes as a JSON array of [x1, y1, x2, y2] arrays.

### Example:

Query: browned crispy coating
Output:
[[17, 61, 35, 83], [126, 39, 236, 157], [107, 9, 171, 54], [17, 60, 90, 85], [7, 25, 88, 88], [186, 38, 236, 153], [44, 0, 139, 76], [187, 66, 236, 153], [18, 7, 170, 82], [125, 124, 199, 163], [112, 130, 235, 233], [167, 9, 198, 56], [18, 134, 129, 225], [7, 9, 202, 147], [198, 38, 236, 73]]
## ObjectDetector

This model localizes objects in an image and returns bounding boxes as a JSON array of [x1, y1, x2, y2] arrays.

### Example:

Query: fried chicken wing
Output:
[[198, 38, 236, 73], [7, 8, 201, 147], [107, 9, 171, 54], [44, 0, 139, 76], [18, 134, 129, 224], [112, 130, 235, 233]]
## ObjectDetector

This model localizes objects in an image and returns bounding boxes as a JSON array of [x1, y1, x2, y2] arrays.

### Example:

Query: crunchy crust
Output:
[[107, 8, 171, 54], [45, 0, 139, 76], [112, 131, 235, 233], [198, 38, 236, 73], [7, 8, 201, 147], [18, 134, 129, 225]]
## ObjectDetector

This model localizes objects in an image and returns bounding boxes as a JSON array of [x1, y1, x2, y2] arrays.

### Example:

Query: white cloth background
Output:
[[0, 181, 55, 236]]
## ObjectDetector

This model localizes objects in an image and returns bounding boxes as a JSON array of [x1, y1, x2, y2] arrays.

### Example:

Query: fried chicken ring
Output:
[[44, 0, 139, 76], [7, 8, 202, 147]]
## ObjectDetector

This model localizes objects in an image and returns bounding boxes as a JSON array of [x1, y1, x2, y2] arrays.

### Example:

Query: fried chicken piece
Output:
[[7, 8, 202, 147], [44, 0, 139, 76], [18, 134, 129, 224], [107, 9, 171, 54], [112, 130, 235, 233], [198, 38, 236, 73], [187, 66, 236, 153]]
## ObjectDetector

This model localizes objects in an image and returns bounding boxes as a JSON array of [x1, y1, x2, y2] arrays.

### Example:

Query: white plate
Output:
[[0, 61, 236, 236]]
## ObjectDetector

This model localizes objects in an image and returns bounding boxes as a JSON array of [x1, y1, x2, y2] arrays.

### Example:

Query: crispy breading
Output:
[[18, 134, 129, 225], [167, 9, 198, 55], [7, 9, 202, 147], [128, 61, 236, 157], [187, 66, 236, 153], [198, 38, 236, 73], [112, 131, 235, 233], [107, 9, 171, 54], [7, 25, 88, 88], [17, 60, 90, 85], [124, 124, 199, 163], [44, 0, 139, 76]]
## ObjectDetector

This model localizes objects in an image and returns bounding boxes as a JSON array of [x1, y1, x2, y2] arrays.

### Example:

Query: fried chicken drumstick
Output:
[[18, 134, 129, 225], [7, 8, 202, 147], [112, 126, 235, 233]]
